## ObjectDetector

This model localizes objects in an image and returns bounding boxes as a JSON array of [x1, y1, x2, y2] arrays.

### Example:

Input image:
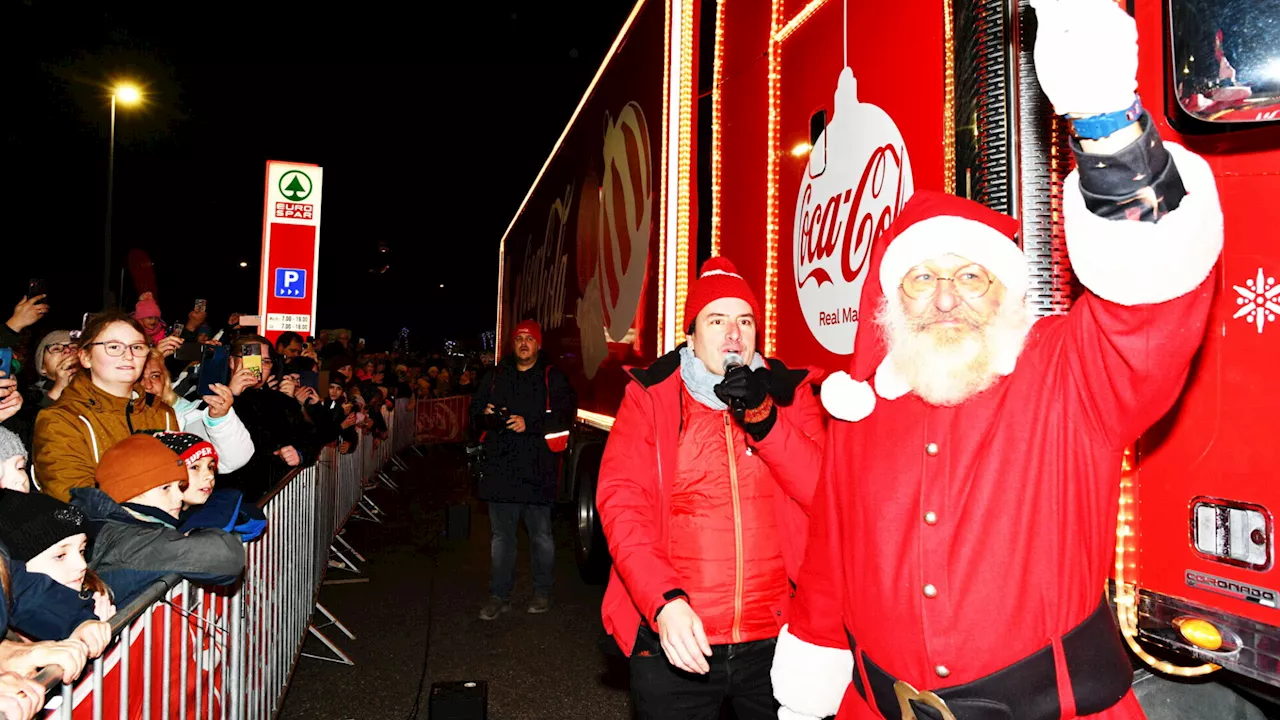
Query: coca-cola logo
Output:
[[416, 398, 465, 442], [596, 101, 653, 339], [793, 68, 913, 355], [513, 188, 571, 332], [577, 101, 654, 378]]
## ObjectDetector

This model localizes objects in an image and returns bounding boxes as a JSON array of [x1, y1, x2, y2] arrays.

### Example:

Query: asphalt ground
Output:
[[278, 444, 630, 720]]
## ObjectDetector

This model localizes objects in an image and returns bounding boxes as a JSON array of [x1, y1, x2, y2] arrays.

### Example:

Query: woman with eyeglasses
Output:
[[33, 310, 176, 502]]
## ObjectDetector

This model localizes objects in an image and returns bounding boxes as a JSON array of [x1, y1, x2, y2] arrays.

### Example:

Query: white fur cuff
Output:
[[1065, 142, 1223, 306], [820, 371, 877, 422], [772, 624, 854, 718]]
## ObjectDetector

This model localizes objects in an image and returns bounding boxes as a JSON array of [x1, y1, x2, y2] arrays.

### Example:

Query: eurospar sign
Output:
[[259, 162, 323, 342]]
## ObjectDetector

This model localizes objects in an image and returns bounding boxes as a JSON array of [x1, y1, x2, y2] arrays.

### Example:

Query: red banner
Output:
[[415, 395, 471, 443], [62, 586, 226, 719]]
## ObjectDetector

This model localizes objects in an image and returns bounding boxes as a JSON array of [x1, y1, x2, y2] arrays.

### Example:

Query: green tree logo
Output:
[[279, 170, 313, 201]]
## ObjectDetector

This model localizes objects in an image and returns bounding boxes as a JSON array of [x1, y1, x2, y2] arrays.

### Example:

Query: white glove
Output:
[[779, 707, 827, 720], [1030, 0, 1139, 116]]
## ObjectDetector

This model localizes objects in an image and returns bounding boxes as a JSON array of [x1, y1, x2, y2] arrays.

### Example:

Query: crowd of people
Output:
[[0, 289, 421, 719], [407, 349, 491, 401]]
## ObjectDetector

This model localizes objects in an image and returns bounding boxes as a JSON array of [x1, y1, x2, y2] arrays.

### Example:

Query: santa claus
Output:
[[770, 1, 1223, 719]]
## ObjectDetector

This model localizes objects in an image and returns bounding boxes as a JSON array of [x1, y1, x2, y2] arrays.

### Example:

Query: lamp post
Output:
[[103, 83, 141, 309]]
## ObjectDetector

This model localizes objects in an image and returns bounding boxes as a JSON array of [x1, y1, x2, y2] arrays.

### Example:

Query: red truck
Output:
[[495, 0, 1280, 699]]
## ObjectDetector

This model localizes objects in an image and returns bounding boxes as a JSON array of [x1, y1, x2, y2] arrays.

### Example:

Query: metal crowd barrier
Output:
[[38, 399, 417, 719]]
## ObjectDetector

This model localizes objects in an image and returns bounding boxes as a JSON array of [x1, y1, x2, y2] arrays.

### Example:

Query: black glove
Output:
[[714, 366, 777, 441]]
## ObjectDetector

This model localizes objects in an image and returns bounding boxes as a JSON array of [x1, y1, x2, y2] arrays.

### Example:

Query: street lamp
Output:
[[103, 83, 142, 309]]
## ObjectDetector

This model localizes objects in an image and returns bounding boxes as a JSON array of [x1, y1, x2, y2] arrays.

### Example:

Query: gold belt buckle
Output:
[[893, 680, 957, 720]]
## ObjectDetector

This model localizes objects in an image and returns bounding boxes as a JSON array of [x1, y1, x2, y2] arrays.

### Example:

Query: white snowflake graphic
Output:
[[1232, 268, 1280, 334]]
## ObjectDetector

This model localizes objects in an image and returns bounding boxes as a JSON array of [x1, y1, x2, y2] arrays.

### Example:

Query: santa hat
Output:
[[152, 431, 218, 468], [683, 257, 762, 333], [512, 320, 542, 347], [821, 190, 1024, 422]]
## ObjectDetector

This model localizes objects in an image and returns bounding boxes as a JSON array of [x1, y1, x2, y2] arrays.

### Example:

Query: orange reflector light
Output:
[[1175, 617, 1224, 651]]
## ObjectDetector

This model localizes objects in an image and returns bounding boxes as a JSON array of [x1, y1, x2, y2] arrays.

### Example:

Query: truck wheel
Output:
[[574, 451, 611, 584]]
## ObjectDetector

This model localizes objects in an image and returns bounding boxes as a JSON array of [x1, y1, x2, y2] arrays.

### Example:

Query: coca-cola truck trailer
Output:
[[495, 0, 1280, 691]]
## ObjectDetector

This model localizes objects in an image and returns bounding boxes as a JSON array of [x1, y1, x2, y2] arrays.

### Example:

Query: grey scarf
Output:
[[679, 345, 765, 410]]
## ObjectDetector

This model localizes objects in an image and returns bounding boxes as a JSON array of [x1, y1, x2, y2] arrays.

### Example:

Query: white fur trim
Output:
[[1065, 142, 1223, 306], [873, 354, 911, 400], [820, 371, 877, 422], [699, 269, 744, 279], [880, 216, 1028, 298], [778, 708, 826, 720], [772, 624, 854, 718]]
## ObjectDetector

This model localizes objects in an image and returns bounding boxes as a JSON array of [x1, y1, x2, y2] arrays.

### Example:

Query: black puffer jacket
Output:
[[217, 386, 321, 503], [470, 354, 576, 504]]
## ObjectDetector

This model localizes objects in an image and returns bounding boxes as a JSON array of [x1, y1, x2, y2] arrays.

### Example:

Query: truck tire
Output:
[[574, 447, 612, 584]]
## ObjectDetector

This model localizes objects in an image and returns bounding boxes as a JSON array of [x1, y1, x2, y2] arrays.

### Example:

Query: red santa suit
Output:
[[771, 131, 1223, 720]]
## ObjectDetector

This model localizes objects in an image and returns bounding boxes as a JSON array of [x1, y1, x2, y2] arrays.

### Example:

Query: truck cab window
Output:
[[1171, 0, 1280, 124]]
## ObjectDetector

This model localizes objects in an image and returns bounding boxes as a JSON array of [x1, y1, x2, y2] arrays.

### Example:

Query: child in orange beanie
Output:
[[67, 434, 246, 606]]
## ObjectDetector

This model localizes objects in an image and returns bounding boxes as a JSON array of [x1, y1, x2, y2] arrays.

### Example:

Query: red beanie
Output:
[[683, 257, 762, 333], [513, 320, 542, 347], [152, 431, 218, 468]]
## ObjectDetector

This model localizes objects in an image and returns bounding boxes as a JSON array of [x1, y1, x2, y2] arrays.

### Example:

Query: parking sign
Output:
[[259, 161, 322, 343], [274, 268, 307, 298]]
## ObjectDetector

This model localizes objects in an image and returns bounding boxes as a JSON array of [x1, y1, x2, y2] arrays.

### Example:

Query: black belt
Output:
[[845, 599, 1132, 720]]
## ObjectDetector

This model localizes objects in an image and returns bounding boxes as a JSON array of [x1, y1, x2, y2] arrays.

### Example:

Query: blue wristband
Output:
[[1070, 96, 1144, 140]]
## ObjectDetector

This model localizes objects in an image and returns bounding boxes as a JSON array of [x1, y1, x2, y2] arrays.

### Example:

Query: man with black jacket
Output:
[[470, 320, 576, 620]]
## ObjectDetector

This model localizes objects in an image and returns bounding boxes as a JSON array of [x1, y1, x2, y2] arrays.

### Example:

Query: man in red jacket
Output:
[[771, 2, 1223, 719], [596, 257, 826, 720]]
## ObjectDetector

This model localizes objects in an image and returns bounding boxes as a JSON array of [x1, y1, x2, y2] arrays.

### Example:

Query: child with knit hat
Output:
[[67, 434, 246, 606], [151, 432, 268, 541], [0, 491, 116, 621], [0, 427, 28, 492], [133, 292, 167, 346], [152, 432, 219, 509]]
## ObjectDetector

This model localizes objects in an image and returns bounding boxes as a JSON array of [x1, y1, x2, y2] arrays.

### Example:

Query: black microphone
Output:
[[722, 353, 744, 374]]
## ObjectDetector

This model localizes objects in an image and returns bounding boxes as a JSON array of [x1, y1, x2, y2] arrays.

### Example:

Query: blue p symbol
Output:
[[274, 268, 307, 298]]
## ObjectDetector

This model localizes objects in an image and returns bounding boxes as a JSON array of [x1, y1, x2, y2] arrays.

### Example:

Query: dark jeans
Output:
[[629, 626, 779, 720], [488, 501, 554, 600]]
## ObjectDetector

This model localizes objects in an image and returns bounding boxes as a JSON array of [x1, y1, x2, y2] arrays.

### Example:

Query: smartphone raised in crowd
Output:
[[196, 345, 231, 398], [194, 298, 207, 313], [298, 369, 319, 391], [27, 278, 46, 300], [241, 343, 263, 382], [0, 348, 12, 378]]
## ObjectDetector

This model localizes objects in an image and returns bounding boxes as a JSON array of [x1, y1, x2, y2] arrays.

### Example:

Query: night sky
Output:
[[4, 0, 637, 351]]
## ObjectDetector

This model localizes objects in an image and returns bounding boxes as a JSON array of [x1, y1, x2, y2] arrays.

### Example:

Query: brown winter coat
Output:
[[34, 373, 177, 501]]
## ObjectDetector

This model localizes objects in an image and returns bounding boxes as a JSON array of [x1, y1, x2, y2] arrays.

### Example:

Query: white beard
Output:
[[878, 295, 1032, 406]]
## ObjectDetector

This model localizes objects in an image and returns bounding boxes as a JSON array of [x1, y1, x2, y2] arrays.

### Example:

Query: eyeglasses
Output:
[[87, 341, 150, 358], [900, 266, 994, 300], [45, 343, 79, 355]]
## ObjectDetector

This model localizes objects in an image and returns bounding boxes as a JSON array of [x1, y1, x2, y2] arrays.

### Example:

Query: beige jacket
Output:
[[35, 373, 177, 502]]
